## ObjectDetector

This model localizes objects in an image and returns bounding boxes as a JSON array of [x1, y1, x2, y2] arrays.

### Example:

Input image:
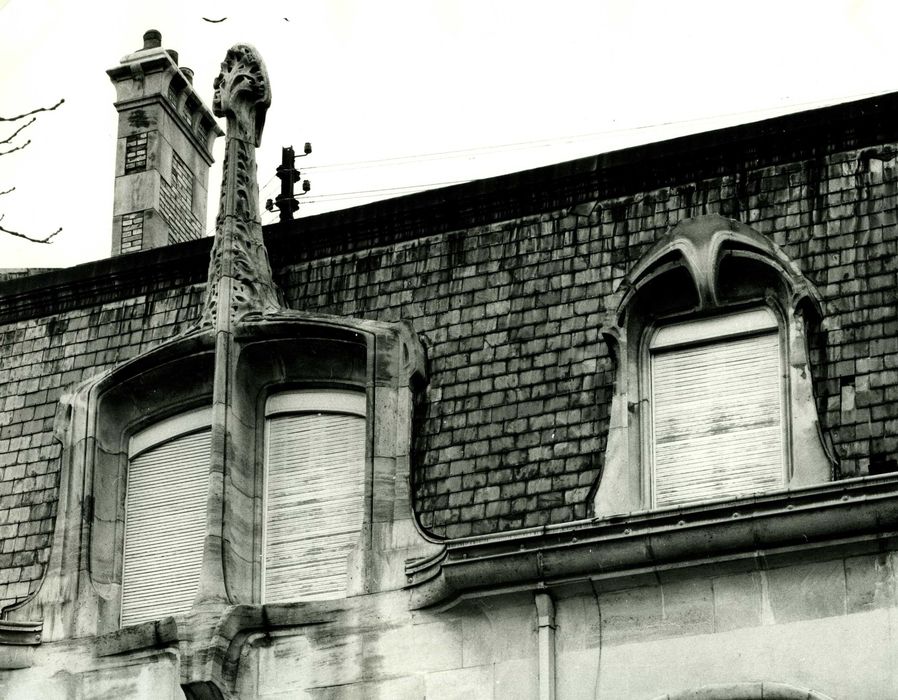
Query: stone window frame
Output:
[[594, 215, 836, 517], [11, 315, 430, 642]]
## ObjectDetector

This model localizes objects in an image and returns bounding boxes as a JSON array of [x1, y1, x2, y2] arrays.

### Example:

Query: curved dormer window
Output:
[[596, 215, 835, 516], [18, 317, 427, 645]]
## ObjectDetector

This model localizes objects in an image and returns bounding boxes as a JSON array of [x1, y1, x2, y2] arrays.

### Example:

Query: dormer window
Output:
[[595, 215, 835, 517], [18, 316, 427, 645], [648, 307, 785, 507]]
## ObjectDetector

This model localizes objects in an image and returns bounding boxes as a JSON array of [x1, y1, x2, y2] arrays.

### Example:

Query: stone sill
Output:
[[405, 474, 898, 609]]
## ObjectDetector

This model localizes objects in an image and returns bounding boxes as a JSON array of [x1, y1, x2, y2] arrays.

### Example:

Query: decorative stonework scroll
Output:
[[197, 43, 281, 330]]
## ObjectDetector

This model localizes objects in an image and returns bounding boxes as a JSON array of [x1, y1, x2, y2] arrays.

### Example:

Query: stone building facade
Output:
[[0, 37, 897, 699]]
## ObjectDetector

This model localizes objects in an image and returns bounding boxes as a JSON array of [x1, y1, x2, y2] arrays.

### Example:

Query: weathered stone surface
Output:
[[711, 571, 766, 632], [0, 548, 896, 697], [597, 609, 894, 699], [765, 561, 846, 625]]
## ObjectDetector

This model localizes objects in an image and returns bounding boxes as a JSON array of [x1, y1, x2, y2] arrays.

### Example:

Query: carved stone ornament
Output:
[[197, 43, 281, 330]]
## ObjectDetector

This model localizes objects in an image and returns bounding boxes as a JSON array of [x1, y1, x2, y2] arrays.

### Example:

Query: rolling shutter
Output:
[[121, 428, 210, 627], [651, 330, 784, 508], [264, 396, 366, 603]]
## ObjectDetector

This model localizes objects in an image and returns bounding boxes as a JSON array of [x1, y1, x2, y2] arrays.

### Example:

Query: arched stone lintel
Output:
[[609, 214, 823, 333]]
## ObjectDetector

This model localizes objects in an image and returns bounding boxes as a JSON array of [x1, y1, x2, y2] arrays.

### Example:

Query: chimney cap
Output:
[[143, 30, 162, 50]]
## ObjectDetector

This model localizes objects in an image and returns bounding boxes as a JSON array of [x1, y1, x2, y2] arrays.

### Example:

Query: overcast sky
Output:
[[1, 0, 897, 268]]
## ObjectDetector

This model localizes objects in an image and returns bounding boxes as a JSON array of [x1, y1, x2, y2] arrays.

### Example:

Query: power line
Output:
[[257, 177, 477, 227], [289, 87, 894, 175], [252, 87, 897, 225], [288, 178, 473, 202], [258, 178, 477, 224]]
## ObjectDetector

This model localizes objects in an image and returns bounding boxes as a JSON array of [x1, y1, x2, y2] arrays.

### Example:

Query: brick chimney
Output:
[[107, 30, 223, 255]]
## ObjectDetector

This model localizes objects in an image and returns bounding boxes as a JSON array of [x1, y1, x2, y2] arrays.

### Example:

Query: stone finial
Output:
[[196, 43, 281, 330], [212, 44, 271, 147]]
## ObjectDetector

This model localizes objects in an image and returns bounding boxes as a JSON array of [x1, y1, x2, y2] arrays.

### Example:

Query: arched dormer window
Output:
[[15, 318, 430, 644], [595, 215, 835, 516]]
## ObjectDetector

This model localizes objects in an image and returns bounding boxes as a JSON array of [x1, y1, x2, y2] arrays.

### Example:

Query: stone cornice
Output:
[[404, 474, 898, 609]]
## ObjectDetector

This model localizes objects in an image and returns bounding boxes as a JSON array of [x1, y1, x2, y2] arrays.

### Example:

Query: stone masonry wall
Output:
[[0, 137, 897, 609]]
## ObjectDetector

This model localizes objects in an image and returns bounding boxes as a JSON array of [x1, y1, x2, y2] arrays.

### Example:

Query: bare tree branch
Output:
[[0, 139, 31, 157], [0, 98, 64, 123], [0, 99, 64, 243], [0, 118, 37, 147], [0, 223, 62, 244]]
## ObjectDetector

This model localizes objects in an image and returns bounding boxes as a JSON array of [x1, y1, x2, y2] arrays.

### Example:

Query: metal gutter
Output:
[[405, 474, 898, 609], [0, 620, 42, 670]]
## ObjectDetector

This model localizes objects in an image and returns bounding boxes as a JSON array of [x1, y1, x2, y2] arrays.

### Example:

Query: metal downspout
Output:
[[535, 592, 557, 700]]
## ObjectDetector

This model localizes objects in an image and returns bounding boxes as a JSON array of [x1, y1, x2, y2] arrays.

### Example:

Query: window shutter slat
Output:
[[652, 332, 784, 507], [121, 429, 210, 627], [264, 412, 366, 603]]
